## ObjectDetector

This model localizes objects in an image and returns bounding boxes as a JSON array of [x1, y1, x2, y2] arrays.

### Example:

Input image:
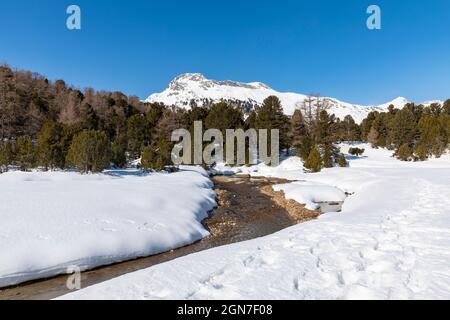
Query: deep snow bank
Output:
[[0, 168, 216, 287]]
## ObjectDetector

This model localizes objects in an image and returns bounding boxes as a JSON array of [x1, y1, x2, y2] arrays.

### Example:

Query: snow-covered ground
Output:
[[0, 167, 216, 288], [62, 144, 450, 300]]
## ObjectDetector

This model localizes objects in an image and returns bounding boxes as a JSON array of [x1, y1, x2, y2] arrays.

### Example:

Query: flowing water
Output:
[[0, 176, 321, 300]]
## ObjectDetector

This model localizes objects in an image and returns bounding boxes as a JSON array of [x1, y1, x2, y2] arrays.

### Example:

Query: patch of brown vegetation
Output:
[[260, 185, 320, 223]]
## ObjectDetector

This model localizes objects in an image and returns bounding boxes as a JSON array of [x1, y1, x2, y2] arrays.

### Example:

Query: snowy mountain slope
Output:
[[145, 73, 441, 123]]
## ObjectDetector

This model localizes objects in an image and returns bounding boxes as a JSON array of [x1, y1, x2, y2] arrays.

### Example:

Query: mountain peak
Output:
[[146, 74, 436, 124], [173, 73, 206, 82]]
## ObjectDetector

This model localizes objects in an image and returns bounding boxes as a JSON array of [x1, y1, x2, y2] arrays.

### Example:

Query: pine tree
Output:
[[205, 102, 244, 132], [289, 109, 312, 160], [337, 153, 348, 167], [322, 143, 334, 168], [390, 107, 418, 149], [348, 147, 365, 156], [15, 136, 35, 171], [314, 110, 333, 145], [66, 130, 111, 173], [0, 140, 14, 172], [304, 146, 322, 173], [360, 112, 378, 141], [37, 121, 71, 170], [414, 142, 428, 161], [141, 137, 172, 171], [396, 143, 413, 161], [342, 115, 360, 141], [417, 115, 447, 158], [443, 99, 450, 116], [256, 96, 290, 152], [79, 103, 99, 130], [370, 114, 390, 147], [245, 110, 257, 129], [111, 133, 127, 168], [127, 114, 150, 159]]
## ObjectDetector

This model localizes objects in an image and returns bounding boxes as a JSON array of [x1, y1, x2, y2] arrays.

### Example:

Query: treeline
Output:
[[360, 102, 450, 161], [0, 65, 183, 172], [1, 65, 449, 174]]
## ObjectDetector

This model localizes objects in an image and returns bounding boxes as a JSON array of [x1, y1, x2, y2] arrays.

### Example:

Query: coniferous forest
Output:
[[0, 65, 449, 174]]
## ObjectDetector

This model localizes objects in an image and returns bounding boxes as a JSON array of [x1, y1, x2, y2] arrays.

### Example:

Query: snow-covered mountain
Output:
[[145, 73, 437, 123]]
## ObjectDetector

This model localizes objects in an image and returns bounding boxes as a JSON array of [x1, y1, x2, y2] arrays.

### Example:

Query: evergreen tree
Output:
[[15, 136, 35, 171], [348, 147, 365, 156], [289, 110, 311, 161], [37, 121, 72, 170], [390, 107, 418, 149], [396, 143, 413, 161], [255, 96, 290, 152], [79, 103, 99, 130], [337, 153, 348, 167], [66, 130, 111, 173], [304, 146, 322, 173], [245, 110, 257, 129], [111, 133, 127, 168], [146, 103, 165, 127], [342, 115, 360, 141], [205, 102, 244, 132], [0, 140, 14, 172], [370, 113, 390, 147], [141, 137, 172, 171], [443, 99, 450, 115], [322, 143, 334, 168], [360, 111, 378, 141], [314, 110, 333, 145], [414, 142, 428, 161], [127, 114, 150, 159], [417, 115, 447, 158]]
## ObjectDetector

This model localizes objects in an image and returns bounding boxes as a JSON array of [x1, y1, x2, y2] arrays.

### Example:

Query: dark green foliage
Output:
[[390, 108, 418, 149], [66, 130, 111, 173], [314, 110, 333, 145], [111, 134, 128, 168], [417, 115, 447, 158], [127, 114, 150, 159], [245, 110, 257, 129], [205, 102, 244, 132], [255, 96, 290, 152], [304, 146, 322, 173], [337, 154, 348, 167], [141, 137, 172, 171], [204, 102, 245, 165], [14, 136, 35, 171], [79, 103, 99, 130], [37, 121, 74, 170], [289, 109, 312, 160], [348, 147, 365, 157], [322, 143, 334, 168], [342, 115, 360, 141], [146, 103, 165, 127], [360, 111, 378, 142]]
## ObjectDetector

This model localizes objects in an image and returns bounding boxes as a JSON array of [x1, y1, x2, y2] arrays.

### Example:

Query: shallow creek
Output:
[[0, 175, 321, 300]]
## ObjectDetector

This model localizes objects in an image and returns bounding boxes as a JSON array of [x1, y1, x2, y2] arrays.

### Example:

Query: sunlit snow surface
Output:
[[62, 144, 450, 300], [0, 167, 216, 287]]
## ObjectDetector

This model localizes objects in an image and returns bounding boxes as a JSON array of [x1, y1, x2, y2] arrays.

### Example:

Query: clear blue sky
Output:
[[0, 0, 449, 104]]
